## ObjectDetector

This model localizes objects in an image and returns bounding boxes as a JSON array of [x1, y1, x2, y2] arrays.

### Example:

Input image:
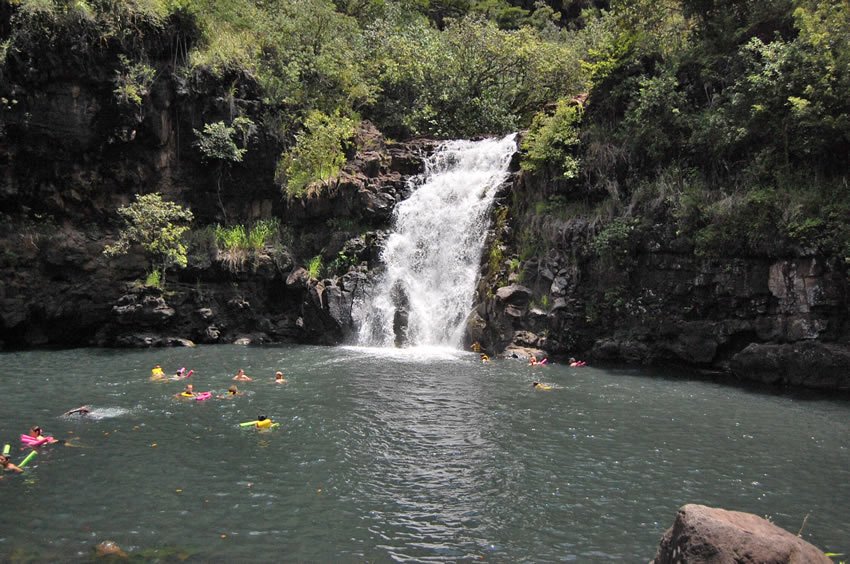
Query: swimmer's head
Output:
[[258, 415, 267, 421]]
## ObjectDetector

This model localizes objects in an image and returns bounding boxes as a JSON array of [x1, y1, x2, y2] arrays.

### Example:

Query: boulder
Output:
[[503, 345, 547, 361], [495, 284, 532, 306], [286, 267, 310, 290], [652, 504, 831, 564], [730, 341, 850, 390]]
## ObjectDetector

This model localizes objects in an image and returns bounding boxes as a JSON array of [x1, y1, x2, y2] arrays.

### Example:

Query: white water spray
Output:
[[356, 134, 517, 348]]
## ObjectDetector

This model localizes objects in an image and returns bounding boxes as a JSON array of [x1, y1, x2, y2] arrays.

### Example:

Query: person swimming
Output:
[[569, 357, 586, 367], [62, 406, 91, 417], [0, 454, 23, 473], [255, 415, 274, 429], [233, 369, 253, 382], [25, 426, 58, 444], [220, 385, 242, 399], [177, 384, 195, 398], [274, 371, 286, 384], [150, 365, 165, 380], [480, 353, 490, 363], [532, 381, 553, 391]]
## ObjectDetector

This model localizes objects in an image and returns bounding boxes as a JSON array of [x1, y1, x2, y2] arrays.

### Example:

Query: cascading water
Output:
[[355, 134, 517, 348]]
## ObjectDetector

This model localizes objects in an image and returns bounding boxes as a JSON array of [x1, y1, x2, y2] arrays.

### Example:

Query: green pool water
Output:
[[1, 344, 848, 562]]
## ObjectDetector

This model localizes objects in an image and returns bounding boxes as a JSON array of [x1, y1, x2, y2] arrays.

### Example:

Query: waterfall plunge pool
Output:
[[1, 345, 848, 561]]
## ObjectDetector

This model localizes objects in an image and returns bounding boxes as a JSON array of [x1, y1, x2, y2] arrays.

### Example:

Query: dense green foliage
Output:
[[3, 0, 848, 266], [517, 0, 850, 261], [277, 111, 356, 198], [103, 193, 194, 284], [2, 0, 591, 202]]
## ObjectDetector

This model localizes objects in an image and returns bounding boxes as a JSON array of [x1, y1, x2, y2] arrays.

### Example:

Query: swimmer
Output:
[[27, 426, 58, 443], [62, 405, 91, 417], [255, 415, 274, 429], [569, 357, 586, 367], [176, 383, 195, 398], [0, 454, 23, 473], [150, 364, 165, 380], [529, 355, 538, 366], [274, 371, 286, 384], [532, 381, 553, 391], [220, 385, 242, 398], [471, 341, 481, 353], [480, 353, 490, 363], [233, 369, 253, 382]]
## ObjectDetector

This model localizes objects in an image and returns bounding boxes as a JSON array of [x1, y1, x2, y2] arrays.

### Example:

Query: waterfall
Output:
[[355, 134, 517, 348]]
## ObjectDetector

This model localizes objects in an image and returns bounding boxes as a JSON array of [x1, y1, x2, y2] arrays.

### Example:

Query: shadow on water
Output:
[[596, 359, 850, 403]]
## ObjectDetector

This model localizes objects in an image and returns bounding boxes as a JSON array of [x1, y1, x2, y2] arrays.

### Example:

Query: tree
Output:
[[104, 193, 194, 286], [193, 116, 255, 224]]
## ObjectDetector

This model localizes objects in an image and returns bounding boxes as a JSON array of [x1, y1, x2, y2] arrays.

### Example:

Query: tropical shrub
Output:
[[104, 193, 194, 285]]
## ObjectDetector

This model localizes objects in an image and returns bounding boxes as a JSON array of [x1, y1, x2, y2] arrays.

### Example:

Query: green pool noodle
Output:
[[18, 450, 37, 468], [2, 444, 9, 456]]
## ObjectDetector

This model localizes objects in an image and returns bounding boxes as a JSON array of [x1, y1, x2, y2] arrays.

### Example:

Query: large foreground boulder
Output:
[[652, 504, 831, 563]]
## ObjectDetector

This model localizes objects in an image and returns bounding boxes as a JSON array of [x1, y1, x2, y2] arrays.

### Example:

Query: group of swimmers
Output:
[[152, 364, 286, 428], [470, 342, 587, 392], [1, 425, 61, 475], [1, 366, 287, 476]]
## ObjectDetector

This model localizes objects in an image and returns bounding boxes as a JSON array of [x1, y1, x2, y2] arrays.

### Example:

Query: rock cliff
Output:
[[469, 168, 850, 391]]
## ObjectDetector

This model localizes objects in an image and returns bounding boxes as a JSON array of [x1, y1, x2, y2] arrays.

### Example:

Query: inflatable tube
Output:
[[20, 434, 51, 446], [179, 392, 194, 398], [185, 370, 193, 379], [194, 392, 212, 401], [540, 359, 548, 365], [18, 450, 37, 468]]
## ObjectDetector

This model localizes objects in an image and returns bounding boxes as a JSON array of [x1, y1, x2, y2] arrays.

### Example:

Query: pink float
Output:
[[194, 392, 212, 401], [20, 434, 55, 446]]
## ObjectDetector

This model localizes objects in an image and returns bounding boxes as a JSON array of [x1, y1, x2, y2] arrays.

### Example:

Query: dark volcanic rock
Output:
[[495, 284, 532, 306], [652, 504, 831, 564], [113, 292, 175, 326], [730, 341, 850, 390]]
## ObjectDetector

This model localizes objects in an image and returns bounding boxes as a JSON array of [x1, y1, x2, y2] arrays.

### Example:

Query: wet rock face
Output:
[[283, 122, 438, 225], [652, 504, 832, 564], [730, 341, 850, 390], [473, 198, 850, 389]]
